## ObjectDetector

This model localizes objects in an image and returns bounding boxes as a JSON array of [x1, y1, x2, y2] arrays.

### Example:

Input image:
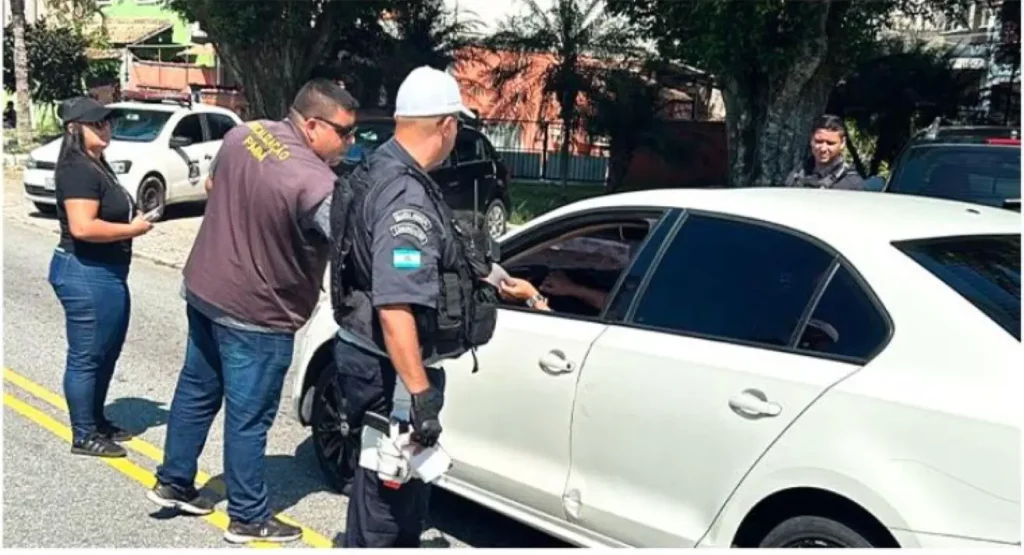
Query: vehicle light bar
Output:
[[985, 138, 1021, 145]]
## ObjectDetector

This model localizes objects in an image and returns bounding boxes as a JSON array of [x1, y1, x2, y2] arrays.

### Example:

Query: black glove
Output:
[[410, 386, 444, 447]]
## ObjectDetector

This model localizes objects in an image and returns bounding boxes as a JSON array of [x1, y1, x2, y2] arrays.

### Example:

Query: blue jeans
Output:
[[156, 304, 294, 524], [48, 250, 131, 442]]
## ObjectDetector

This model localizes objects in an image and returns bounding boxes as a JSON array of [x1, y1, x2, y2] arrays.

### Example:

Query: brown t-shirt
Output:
[[182, 119, 336, 332]]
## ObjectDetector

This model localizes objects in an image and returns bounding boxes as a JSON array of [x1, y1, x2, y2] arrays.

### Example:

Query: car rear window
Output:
[[888, 145, 1020, 208], [894, 234, 1021, 340], [109, 109, 173, 143]]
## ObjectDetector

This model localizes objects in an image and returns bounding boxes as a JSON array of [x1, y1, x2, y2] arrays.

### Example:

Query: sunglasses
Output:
[[314, 117, 357, 140]]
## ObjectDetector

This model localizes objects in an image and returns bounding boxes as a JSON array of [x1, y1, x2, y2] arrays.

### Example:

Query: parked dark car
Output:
[[335, 112, 513, 238], [866, 124, 1020, 211]]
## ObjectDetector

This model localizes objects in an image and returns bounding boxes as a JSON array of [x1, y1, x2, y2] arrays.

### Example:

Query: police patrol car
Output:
[[22, 91, 243, 220]]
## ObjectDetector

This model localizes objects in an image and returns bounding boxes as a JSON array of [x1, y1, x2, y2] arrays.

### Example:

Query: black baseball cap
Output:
[[58, 96, 112, 124]]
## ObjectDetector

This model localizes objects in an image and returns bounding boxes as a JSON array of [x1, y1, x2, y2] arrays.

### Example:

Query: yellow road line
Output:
[[2, 393, 280, 549], [3, 367, 332, 548]]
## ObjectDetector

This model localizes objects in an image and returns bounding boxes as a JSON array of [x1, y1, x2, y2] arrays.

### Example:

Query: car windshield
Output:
[[888, 145, 1020, 208], [345, 122, 396, 163], [108, 108, 173, 143], [894, 234, 1021, 340]]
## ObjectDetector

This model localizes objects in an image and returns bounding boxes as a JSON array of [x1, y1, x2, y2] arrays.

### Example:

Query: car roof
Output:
[[909, 125, 1021, 146], [531, 187, 1021, 247], [107, 101, 236, 117]]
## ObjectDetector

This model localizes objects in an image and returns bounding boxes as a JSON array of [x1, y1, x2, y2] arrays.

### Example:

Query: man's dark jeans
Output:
[[48, 250, 131, 442], [156, 304, 293, 524]]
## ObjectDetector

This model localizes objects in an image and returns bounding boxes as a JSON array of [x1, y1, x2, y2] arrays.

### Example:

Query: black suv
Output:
[[867, 124, 1021, 211], [335, 112, 513, 238]]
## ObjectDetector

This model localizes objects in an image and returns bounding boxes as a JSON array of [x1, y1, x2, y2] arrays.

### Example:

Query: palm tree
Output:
[[484, 0, 637, 189], [10, 0, 32, 148]]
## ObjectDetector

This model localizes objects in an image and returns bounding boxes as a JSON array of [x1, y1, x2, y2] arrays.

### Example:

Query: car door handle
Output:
[[728, 390, 782, 417], [538, 349, 575, 374]]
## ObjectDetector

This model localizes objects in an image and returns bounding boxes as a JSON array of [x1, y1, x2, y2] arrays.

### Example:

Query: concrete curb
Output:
[[12, 215, 525, 273], [12, 216, 186, 270], [4, 154, 29, 168]]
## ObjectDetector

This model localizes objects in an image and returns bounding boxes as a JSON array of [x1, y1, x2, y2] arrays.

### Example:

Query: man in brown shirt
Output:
[[147, 79, 358, 544]]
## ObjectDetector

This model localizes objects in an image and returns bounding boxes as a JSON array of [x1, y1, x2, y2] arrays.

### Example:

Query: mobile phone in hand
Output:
[[142, 208, 161, 222]]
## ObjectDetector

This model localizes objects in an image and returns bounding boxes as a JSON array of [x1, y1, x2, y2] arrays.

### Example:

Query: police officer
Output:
[[328, 66, 498, 547], [784, 114, 865, 190]]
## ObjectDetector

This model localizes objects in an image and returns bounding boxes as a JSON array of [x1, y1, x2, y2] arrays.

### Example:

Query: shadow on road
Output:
[[105, 396, 171, 436], [199, 436, 571, 548]]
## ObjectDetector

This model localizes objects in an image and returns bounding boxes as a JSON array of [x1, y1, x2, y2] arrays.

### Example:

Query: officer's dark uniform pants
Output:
[[332, 338, 445, 548]]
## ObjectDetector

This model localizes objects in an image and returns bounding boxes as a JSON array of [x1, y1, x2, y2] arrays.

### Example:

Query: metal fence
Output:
[[476, 118, 610, 183]]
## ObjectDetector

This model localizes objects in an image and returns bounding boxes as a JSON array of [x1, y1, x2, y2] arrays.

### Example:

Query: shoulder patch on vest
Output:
[[391, 208, 432, 230], [392, 248, 422, 269], [389, 222, 428, 246]]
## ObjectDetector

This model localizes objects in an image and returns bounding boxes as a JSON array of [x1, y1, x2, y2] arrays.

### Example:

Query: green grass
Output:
[[508, 180, 606, 224]]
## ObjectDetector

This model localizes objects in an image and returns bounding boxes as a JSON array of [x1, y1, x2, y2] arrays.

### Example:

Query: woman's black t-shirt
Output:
[[55, 153, 136, 266]]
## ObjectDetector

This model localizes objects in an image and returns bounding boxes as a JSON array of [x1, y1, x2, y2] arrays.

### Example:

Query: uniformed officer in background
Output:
[[784, 114, 865, 190], [327, 65, 498, 548]]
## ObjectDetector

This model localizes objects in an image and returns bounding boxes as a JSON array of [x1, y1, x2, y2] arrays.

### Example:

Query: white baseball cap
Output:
[[394, 65, 476, 119]]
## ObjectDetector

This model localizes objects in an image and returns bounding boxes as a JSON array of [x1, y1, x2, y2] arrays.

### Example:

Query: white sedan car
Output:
[[286, 187, 1021, 548], [22, 99, 242, 220]]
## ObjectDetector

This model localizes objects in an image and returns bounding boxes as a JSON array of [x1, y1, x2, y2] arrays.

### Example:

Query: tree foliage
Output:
[[829, 40, 976, 175], [484, 0, 639, 187], [169, 0, 384, 119], [326, 0, 482, 109], [608, 0, 973, 186], [584, 63, 689, 191], [3, 21, 90, 104]]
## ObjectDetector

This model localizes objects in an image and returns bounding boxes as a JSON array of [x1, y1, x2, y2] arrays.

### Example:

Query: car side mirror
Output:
[[170, 136, 193, 148], [863, 176, 886, 192]]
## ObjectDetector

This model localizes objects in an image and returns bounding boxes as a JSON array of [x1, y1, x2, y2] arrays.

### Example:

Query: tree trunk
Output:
[[721, 65, 833, 187], [558, 90, 574, 190], [212, 21, 335, 120], [11, 0, 33, 148], [605, 136, 634, 193]]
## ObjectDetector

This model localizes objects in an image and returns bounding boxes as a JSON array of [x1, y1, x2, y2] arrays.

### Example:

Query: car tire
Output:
[[484, 198, 508, 239], [310, 360, 355, 495], [759, 515, 877, 548], [33, 202, 56, 215], [137, 175, 166, 221]]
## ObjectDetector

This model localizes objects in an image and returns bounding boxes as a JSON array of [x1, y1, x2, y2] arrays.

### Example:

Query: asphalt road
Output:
[[2, 217, 570, 549]]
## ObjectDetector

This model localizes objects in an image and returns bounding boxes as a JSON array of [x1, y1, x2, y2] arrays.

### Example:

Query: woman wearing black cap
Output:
[[49, 96, 154, 458]]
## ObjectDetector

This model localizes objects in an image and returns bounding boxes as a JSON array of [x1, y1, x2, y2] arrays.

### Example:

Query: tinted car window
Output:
[[631, 214, 834, 347], [172, 114, 205, 144], [889, 145, 1020, 208], [605, 212, 678, 322], [205, 113, 237, 141], [456, 133, 483, 164], [504, 222, 651, 318], [796, 264, 889, 359], [895, 234, 1021, 340], [109, 108, 173, 143]]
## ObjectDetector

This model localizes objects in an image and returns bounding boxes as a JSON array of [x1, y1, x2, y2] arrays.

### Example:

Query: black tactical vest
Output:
[[785, 158, 852, 189], [329, 157, 499, 370]]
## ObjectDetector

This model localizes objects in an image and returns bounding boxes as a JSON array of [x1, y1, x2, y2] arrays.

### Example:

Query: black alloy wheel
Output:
[[310, 362, 355, 494]]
